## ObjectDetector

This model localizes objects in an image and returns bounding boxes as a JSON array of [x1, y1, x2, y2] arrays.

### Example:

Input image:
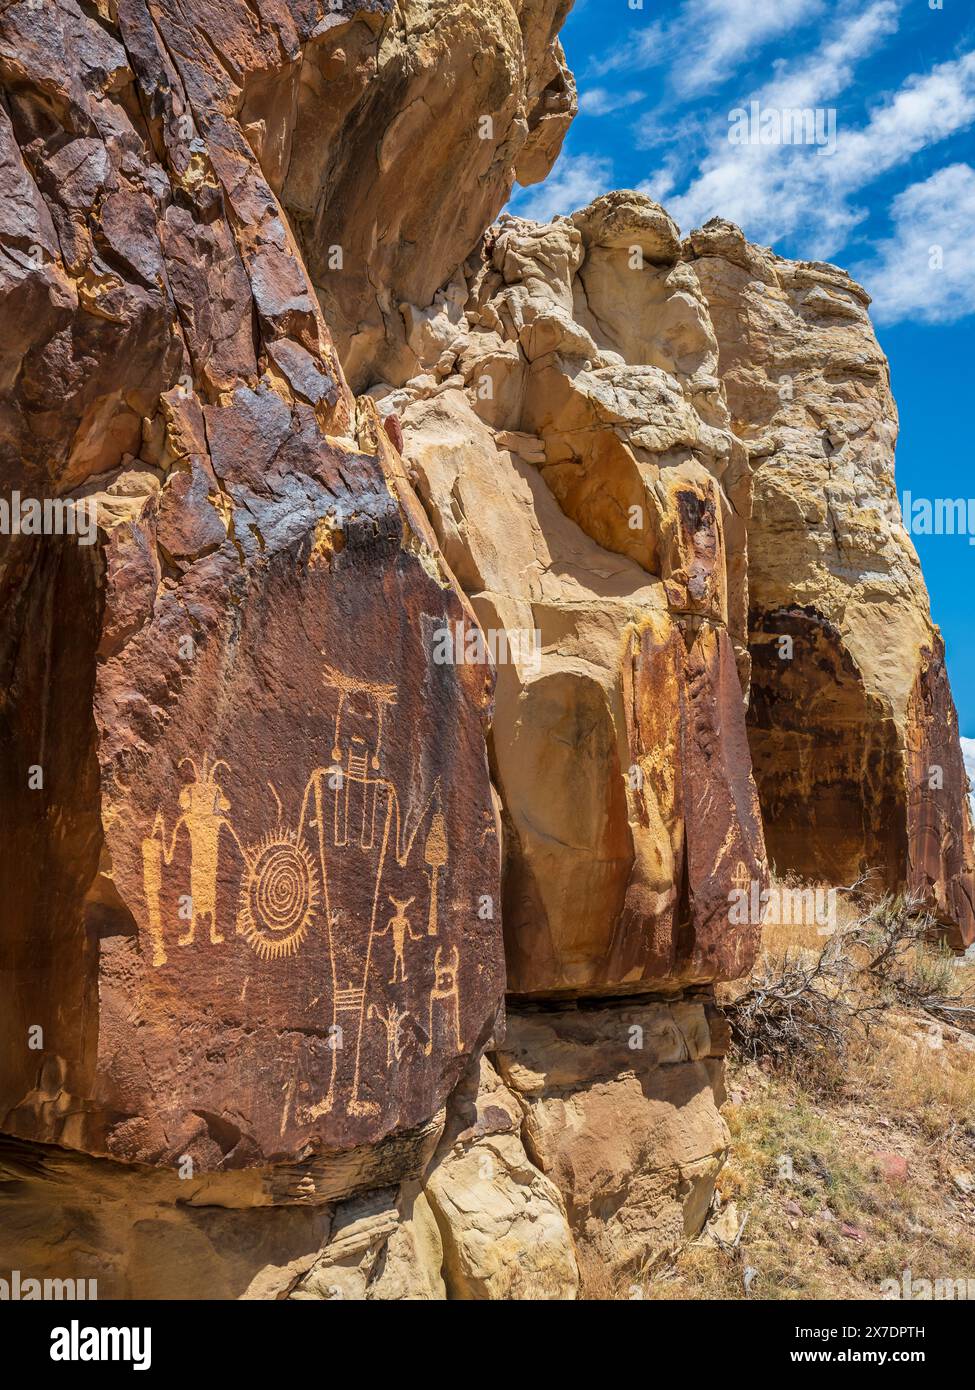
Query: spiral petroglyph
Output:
[[237, 831, 320, 961]]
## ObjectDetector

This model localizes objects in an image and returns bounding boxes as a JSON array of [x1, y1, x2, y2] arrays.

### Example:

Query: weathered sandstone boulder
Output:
[[496, 999, 730, 1290], [687, 219, 975, 947], [423, 1055, 579, 1300], [289, 1181, 447, 1301]]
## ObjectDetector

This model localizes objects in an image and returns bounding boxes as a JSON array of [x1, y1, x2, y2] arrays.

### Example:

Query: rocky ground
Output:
[[632, 921, 975, 1301]]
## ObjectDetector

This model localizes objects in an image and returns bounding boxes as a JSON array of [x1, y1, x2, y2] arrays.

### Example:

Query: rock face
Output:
[[687, 220, 975, 947], [6, 472, 506, 1166], [0, 0, 574, 495], [1, 0, 972, 1302], [289, 1182, 448, 1301], [0, 1138, 340, 1300], [0, 0, 524, 1173], [279, 0, 576, 390], [423, 1056, 579, 1300], [376, 194, 768, 997], [496, 1000, 730, 1290]]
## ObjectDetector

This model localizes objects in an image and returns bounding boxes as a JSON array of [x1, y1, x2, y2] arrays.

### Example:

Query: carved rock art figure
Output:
[[377, 895, 423, 983], [237, 814, 321, 963], [368, 1001, 410, 1067], [424, 946, 461, 1056], [141, 757, 236, 966], [141, 658, 460, 1127]]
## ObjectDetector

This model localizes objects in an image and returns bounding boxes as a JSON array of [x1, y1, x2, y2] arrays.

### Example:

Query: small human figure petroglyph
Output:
[[376, 895, 422, 982]]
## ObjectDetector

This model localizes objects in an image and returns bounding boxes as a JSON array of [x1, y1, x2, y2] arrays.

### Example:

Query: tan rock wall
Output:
[[496, 1000, 730, 1290], [385, 194, 768, 997], [688, 219, 975, 946]]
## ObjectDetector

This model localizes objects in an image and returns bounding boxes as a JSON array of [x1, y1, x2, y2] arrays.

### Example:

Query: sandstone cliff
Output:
[[0, 0, 971, 1299], [686, 220, 975, 948]]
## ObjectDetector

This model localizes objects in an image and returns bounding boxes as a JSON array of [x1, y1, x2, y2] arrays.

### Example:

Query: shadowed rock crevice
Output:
[[0, 538, 103, 1150], [747, 604, 907, 890]]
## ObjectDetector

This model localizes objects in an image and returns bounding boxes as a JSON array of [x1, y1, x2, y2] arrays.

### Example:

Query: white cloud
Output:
[[635, 169, 679, 206], [580, 87, 645, 117], [663, 0, 900, 246], [510, 152, 613, 222], [858, 164, 975, 324], [588, 20, 661, 78], [675, 0, 828, 97], [592, 0, 825, 97], [759, 0, 900, 110], [662, 15, 975, 259]]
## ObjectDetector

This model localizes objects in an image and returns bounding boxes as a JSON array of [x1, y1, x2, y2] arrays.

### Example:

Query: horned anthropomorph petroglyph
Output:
[[142, 756, 235, 967], [377, 896, 423, 983]]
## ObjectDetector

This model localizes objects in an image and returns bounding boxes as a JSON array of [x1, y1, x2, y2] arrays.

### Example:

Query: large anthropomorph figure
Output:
[[296, 664, 446, 1121]]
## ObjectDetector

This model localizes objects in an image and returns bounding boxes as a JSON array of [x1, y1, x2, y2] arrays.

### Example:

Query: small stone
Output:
[[382, 411, 404, 452], [872, 1152, 909, 1184]]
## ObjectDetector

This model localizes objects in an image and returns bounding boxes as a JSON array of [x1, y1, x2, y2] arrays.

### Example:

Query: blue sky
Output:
[[509, 0, 975, 741]]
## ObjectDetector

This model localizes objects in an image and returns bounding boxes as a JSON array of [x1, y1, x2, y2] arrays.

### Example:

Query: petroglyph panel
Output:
[[88, 506, 504, 1167]]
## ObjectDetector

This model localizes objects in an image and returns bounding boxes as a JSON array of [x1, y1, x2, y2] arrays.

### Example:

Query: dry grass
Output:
[[848, 1016, 975, 1140], [646, 1044, 975, 1300], [645, 887, 975, 1300]]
